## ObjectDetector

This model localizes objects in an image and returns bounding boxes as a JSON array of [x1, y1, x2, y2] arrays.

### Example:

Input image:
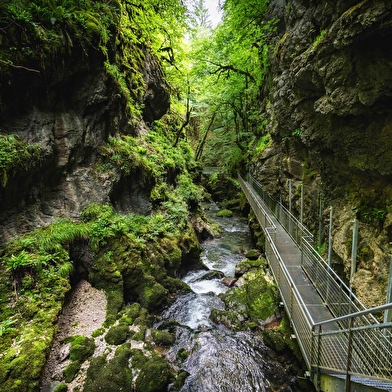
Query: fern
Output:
[[57, 261, 74, 278], [5, 250, 35, 271]]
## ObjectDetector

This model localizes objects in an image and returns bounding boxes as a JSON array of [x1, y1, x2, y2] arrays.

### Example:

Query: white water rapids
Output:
[[155, 204, 275, 391]]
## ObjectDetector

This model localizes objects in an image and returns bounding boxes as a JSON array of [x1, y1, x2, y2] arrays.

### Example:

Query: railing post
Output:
[[384, 254, 392, 325], [327, 206, 333, 267], [350, 219, 359, 285], [279, 195, 282, 222], [315, 325, 322, 391], [345, 317, 355, 392], [300, 181, 304, 225], [318, 192, 323, 249]]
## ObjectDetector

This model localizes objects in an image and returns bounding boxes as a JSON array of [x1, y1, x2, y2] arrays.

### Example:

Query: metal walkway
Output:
[[238, 174, 392, 392]]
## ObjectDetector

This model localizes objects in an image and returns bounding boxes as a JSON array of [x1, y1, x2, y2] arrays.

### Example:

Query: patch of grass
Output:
[[0, 134, 43, 187]]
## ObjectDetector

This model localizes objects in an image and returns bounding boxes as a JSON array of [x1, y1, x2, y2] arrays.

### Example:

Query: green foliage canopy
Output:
[[185, 0, 277, 173]]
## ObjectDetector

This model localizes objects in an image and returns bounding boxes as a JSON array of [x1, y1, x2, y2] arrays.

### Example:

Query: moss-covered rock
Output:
[[244, 249, 261, 260], [63, 361, 82, 383], [83, 345, 133, 392], [243, 271, 279, 321], [53, 383, 68, 392], [216, 209, 233, 217], [171, 370, 190, 391], [0, 262, 70, 392], [151, 329, 174, 346], [105, 324, 130, 345], [248, 210, 265, 251], [138, 278, 169, 309], [62, 335, 96, 382], [65, 336, 96, 363], [176, 348, 189, 361], [210, 308, 246, 330], [135, 356, 173, 392], [235, 256, 267, 276]]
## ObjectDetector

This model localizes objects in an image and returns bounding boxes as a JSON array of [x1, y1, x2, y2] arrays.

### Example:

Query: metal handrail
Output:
[[313, 303, 392, 327], [238, 173, 392, 387], [246, 173, 372, 322]]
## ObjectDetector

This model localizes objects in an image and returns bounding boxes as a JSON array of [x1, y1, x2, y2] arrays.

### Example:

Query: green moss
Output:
[[176, 348, 189, 361], [65, 335, 95, 363], [262, 329, 288, 354], [0, 134, 43, 187], [277, 316, 305, 365], [151, 329, 174, 346], [235, 257, 266, 275], [63, 361, 82, 383], [0, 265, 69, 391], [210, 308, 243, 330], [139, 280, 168, 309], [244, 271, 279, 320], [53, 384, 68, 392], [120, 302, 142, 322], [130, 349, 149, 369], [105, 324, 129, 345], [61, 335, 96, 382], [133, 327, 147, 342], [244, 249, 261, 260], [84, 345, 133, 392], [92, 327, 105, 338], [312, 29, 327, 50], [216, 209, 233, 217], [171, 370, 190, 391], [135, 356, 173, 392]]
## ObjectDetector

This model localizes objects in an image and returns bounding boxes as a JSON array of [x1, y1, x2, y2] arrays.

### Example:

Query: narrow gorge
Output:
[[1, 1, 392, 391]]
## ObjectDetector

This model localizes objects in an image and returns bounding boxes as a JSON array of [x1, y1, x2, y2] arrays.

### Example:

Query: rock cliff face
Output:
[[0, 13, 205, 390], [253, 0, 392, 306], [0, 46, 169, 245]]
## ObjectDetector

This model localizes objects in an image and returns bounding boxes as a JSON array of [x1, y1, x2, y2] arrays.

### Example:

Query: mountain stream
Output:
[[156, 203, 298, 391]]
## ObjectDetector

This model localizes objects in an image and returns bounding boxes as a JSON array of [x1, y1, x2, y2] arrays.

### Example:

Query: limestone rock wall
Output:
[[0, 47, 169, 245], [252, 0, 392, 306]]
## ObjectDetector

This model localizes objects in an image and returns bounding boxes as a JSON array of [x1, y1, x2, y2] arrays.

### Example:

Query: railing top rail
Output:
[[240, 172, 392, 385], [313, 302, 392, 327]]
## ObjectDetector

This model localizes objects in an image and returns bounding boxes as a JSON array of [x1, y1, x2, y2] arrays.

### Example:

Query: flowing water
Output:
[[156, 203, 276, 391]]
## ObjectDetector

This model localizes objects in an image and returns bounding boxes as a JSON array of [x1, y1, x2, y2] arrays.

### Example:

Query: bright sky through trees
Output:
[[205, 0, 222, 27]]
